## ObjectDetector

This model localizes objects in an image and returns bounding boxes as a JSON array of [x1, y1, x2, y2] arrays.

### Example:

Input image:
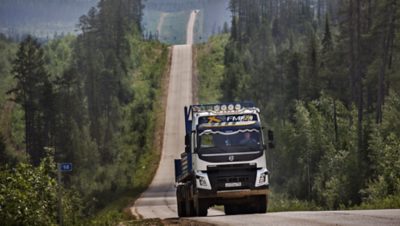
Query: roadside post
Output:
[[57, 163, 72, 226]]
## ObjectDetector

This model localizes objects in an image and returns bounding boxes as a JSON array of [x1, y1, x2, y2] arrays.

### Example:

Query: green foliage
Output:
[[0, 37, 17, 106], [211, 0, 400, 210], [88, 210, 127, 226], [0, 155, 81, 226], [0, 37, 23, 160], [354, 167, 400, 209], [43, 35, 75, 78], [268, 192, 322, 212], [10, 105, 25, 151], [364, 91, 400, 205], [1, 0, 169, 223], [270, 95, 359, 208], [196, 34, 229, 103], [8, 35, 54, 166], [125, 40, 169, 188]]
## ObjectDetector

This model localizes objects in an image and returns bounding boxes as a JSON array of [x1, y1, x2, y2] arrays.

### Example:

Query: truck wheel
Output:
[[257, 195, 267, 213], [186, 199, 195, 216], [177, 199, 186, 217], [177, 186, 186, 217], [195, 198, 208, 216], [224, 204, 238, 215]]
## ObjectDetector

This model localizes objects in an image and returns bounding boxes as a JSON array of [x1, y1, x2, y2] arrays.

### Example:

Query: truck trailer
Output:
[[174, 102, 273, 217]]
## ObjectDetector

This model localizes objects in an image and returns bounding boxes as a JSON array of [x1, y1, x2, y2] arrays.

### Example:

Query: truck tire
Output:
[[177, 199, 186, 217], [177, 186, 186, 217], [186, 199, 195, 216], [256, 195, 267, 213], [224, 204, 239, 215], [183, 184, 195, 217], [195, 198, 208, 216]]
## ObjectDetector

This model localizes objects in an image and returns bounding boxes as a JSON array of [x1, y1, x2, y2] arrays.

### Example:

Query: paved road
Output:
[[192, 209, 400, 226], [130, 10, 198, 219], [131, 9, 400, 226], [156, 12, 166, 36]]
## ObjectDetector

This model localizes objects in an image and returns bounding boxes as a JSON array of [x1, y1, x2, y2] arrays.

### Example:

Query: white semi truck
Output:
[[174, 102, 274, 217]]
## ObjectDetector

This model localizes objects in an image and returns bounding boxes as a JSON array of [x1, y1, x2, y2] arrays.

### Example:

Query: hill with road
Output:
[[142, 0, 229, 44]]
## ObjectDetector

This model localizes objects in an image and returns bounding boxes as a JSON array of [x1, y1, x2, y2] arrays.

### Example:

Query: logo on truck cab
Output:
[[204, 114, 256, 124]]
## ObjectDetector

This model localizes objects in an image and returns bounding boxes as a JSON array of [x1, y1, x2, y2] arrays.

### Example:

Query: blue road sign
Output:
[[60, 163, 72, 172]]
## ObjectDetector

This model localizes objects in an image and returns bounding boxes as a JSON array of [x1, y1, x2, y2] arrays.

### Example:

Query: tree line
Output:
[[221, 0, 400, 208], [0, 0, 99, 40]]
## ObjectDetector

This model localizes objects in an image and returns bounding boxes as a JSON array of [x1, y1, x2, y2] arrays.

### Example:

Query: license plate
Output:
[[225, 182, 242, 188]]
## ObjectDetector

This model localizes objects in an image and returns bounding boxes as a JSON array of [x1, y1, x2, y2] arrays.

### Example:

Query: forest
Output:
[[197, 0, 400, 209], [0, 0, 98, 40], [0, 0, 170, 224]]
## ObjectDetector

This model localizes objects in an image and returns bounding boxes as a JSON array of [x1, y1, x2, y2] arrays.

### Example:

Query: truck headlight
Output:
[[196, 171, 212, 190], [259, 173, 267, 184], [199, 176, 208, 186], [255, 169, 269, 187]]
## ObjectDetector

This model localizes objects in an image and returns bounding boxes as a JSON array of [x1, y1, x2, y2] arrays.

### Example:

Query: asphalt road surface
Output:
[[192, 209, 400, 226], [130, 10, 400, 226], [130, 10, 201, 219]]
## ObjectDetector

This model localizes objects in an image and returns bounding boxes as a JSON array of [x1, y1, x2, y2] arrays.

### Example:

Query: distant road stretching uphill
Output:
[[130, 10, 219, 219]]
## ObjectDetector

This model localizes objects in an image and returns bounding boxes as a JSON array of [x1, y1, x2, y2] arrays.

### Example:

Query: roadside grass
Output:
[[130, 40, 169, 190], [268, 192, 322, 212], [195, 34, 229, 103], [211, 192, 322, 214], [268, 192, 400, 212], [85, 190, 140, 225], [347, 194, 400, 210]]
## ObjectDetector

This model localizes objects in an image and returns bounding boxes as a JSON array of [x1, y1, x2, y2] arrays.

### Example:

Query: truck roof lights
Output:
[[235, 104, 241, 110], [190, 102, 255, 115], [221, 105, 227, 111]]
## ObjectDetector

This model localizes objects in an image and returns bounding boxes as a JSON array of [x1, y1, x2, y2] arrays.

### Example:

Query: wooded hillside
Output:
[[204, 0, 400, 209], [0, 0, 170, 224]]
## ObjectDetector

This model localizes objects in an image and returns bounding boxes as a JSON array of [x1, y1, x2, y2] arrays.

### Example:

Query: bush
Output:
[[0, 156, 81, 226]]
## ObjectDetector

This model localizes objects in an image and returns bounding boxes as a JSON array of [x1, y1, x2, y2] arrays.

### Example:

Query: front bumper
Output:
[[197, 186, 269, 199]]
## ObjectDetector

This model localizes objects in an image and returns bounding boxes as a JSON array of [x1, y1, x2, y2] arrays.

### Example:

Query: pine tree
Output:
[[8, 36, 51, 166], [322, 13, 333, 52]]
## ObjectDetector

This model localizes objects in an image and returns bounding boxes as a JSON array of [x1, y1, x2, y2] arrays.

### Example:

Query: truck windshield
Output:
[[198, 129, 262, 152]]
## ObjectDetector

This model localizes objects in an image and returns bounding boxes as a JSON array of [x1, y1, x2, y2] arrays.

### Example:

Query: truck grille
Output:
[[207, 164, 257, 191]]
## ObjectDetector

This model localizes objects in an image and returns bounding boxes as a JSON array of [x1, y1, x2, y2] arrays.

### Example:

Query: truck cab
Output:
[[175, 102, 273, 217]]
